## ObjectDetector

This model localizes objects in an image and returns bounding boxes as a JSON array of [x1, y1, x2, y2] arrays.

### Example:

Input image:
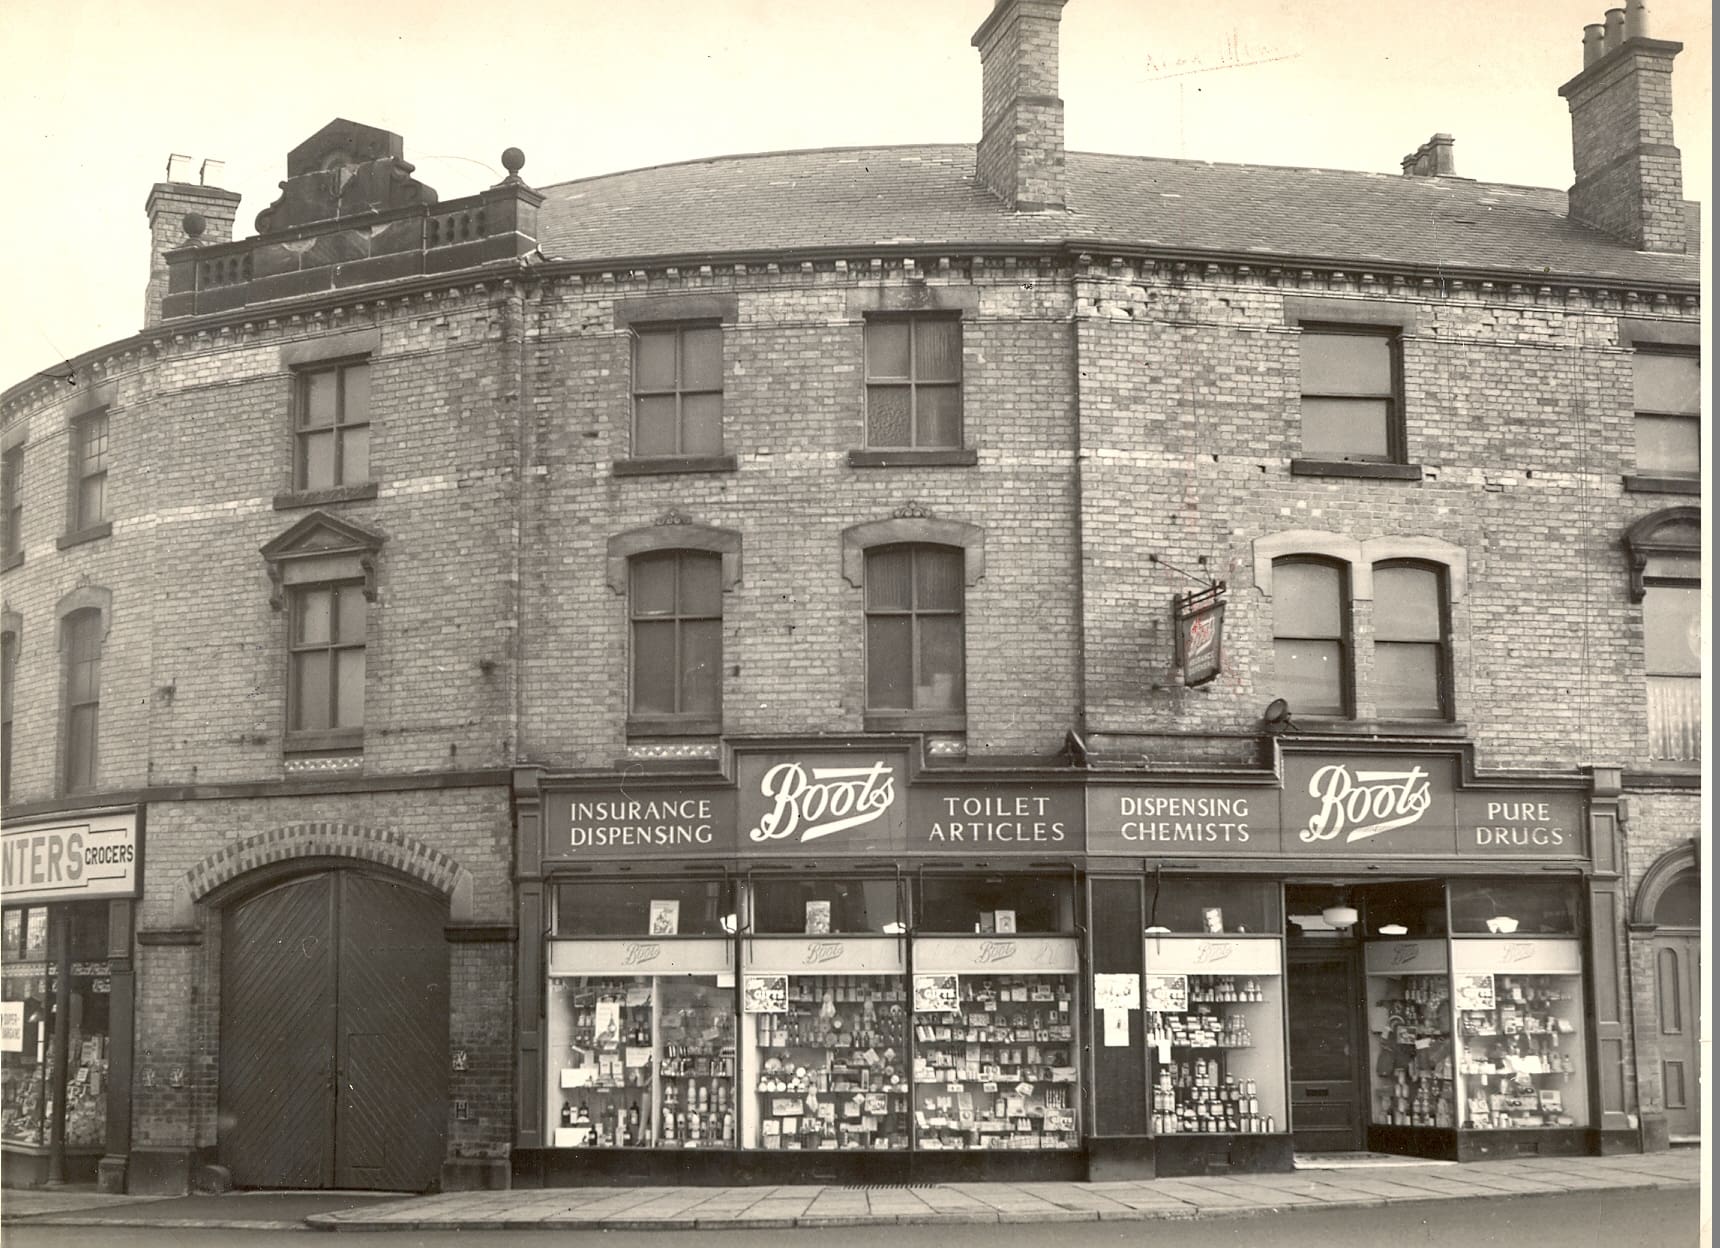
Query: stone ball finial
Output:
[[182, 211, 207, 240], [502, 147, 526, 176]]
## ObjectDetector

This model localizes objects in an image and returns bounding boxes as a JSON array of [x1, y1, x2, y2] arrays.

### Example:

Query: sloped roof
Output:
[[534, 143, 1700, 287]]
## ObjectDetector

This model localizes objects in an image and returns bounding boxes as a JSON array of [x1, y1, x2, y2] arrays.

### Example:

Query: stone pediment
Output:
[[261, 509, 386, 561], [256, 119, 438, 234]]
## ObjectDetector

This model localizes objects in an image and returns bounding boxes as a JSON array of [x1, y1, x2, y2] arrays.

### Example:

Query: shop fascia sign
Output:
[[1087, 751, 1585, 859], [1, 810, 140, 904]]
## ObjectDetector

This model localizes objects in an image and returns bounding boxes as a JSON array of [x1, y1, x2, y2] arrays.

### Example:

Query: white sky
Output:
[[0, 0, 1709, 386]]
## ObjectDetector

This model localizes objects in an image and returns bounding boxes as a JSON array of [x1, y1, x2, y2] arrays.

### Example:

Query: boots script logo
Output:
[[622, 941, 662, 965], [746, 761, 896, 844], [1299, 764, 1432, 844], [976, 940, 1018, 964], [802, 941, 844, 965]]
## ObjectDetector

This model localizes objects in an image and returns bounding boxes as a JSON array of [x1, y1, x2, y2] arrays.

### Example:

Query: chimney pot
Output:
[[1603, 8, 1626, 52], [199, 158, 225, 187], [1583, 23, 1606, 65], [165, 153, 195, 184], [1624, 0, 1649, 40]]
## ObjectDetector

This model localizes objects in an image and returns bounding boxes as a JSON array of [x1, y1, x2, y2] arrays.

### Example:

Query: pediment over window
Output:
[[260, 510, 386, 610], [1623, 506, 1700, 601]]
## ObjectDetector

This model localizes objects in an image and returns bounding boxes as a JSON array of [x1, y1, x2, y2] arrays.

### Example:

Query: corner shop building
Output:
[[509, 736, 1626, 1183]]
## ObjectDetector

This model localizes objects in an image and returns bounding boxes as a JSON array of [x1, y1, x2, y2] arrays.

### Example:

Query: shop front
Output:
[[1, 808, 139, 1189]]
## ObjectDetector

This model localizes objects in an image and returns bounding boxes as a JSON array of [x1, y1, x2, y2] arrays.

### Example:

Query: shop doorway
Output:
[[218, 868, 448, 1190], [1286, 946, 1365, 1151]]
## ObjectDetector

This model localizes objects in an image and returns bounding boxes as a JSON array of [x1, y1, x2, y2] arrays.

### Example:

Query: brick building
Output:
[[0, 0, 1701, 1194]]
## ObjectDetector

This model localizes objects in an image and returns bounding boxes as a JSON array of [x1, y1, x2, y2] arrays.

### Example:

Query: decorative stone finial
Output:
[[182, 212, 207, 242], [501, 147, 526, 183]]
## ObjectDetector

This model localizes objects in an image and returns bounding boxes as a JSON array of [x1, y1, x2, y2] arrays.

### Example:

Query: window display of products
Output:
[[1143, 937, 1286, 1137], [912, 972, 1078, 1150], [1451, 940, 1588, 1130], [753, 974, 909, 1150], [1365, 942, 1455, 1129], [545, 939, 735, 1149], [2, 906, 111, 1151]]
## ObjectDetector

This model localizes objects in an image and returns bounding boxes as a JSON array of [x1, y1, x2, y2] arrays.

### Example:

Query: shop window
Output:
[[629, 551, 722, 734], [916, 874, 1073, 933], [1143, 877, 1280, 935], [2, 445, 22, 565], [1, 903, 111, 1149], [554, 878, 731, 937], [751, 877, 900, 934], [1449, 879, 1581, 936], [61, 609, 101, 795], [1, 630, 14, 803], [633, 324, 723, 459], [1633, 348, 1700, 479], [1450, 936, 1589, 1131], [1358, 879, 1448, 938], [288, 582, 365, 745], [295, 360, 370, 491], [865, 544, 965, 722], [1372, 562, 1450, 719], [66, 410, 109, 540], [865, 315, 962, 449], [1271, 557, 1350, 717], [1299, 327, 1400, 462]]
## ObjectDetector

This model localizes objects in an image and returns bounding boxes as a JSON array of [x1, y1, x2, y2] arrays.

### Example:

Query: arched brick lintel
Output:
[[168, 822, 475, 927], [1631, 840, 1700, 928]]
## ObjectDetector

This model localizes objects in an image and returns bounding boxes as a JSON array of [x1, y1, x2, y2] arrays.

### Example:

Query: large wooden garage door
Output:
[[219, 870, 448, 1190]]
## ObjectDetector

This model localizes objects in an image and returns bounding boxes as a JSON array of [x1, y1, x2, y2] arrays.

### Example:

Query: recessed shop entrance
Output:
[[218, 868, 448, 1190], [1286, 945, 1365, 1151]]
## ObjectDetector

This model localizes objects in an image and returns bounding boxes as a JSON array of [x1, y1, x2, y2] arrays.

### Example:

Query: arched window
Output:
[[629, 550, 723, 731], [865, 544, 965, 718], [1625, 508, 1701, 761], [1271, 557, 1349, 717], [1372, 561, 1450, 719]]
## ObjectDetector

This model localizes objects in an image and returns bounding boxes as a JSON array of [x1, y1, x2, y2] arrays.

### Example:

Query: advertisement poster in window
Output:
[[1174, 585, 1226, 688], [648, 899, 680, 935], [1454, 973, 1496, 1012], [1144, 973, 1189, 1013], [913, 973, 961, 1014], [743, 975, 788, 1014]]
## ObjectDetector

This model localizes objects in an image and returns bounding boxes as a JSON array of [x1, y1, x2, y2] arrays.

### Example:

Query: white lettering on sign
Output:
[[1, 816, 138, 902], [622, 942, 661, 966], [802, 941, 844, 965], [746, 762, 896, 844], [1299, 765, 1432, 844], [976, 940, 1018, 964]]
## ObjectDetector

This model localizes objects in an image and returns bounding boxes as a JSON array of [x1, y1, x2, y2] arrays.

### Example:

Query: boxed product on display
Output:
[[1146, 976, 1276, 1134], [1455, 971, 1586, 1129], [911, 972, 1079, 1150], [1366, 972, 1455, 1129], [753, 974, 909, 1150]]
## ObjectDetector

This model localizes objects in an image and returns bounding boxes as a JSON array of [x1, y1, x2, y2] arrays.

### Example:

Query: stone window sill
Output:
[[863, 710, 968, 733], [1623, 474, 1700, 495], [1, 550, 22, 573], [284, 728, 364, 753], [274, 482, 379, 510], [56, 521, 113, 550], [613, 455, 738, 478], [848, 448, 978, 468], [1290, 459, 1423, 481], [627, 714, 722, 738]]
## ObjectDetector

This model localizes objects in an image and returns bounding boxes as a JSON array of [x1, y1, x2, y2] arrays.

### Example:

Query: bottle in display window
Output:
[[911, 971, 1080, 1150], [1451, 940, 1588, 1130], [1364, 942, 1455, 1130], [547, 976, 658, 1147], [1143, 937, 1286, 1136], [751, 974, 910, 1150]]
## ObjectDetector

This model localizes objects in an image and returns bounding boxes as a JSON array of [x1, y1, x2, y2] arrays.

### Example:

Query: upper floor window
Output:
[[1299, 328, 1400, 462], [1, 630, 15, 802], [864, 544, 965, 717], [289, 582, 366, 739], [1633, 349, 1700, 480], [1624, 508, 1701, 762], [630, 551, 722, 730], [71, 411, 109, 532], [1271, 558, 1350, 717], [63, 610, 101, 794], [2, 447, 22, 564], [633, 325, 723, 458], [865, 316, 962, 449], [1372, 562, 1450, 720], [296, 361, 370, 491]]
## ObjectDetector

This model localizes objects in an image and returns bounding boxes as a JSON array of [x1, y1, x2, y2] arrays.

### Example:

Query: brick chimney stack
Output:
[[972, 0, 1069, 212], [1400, 134, 1457, 178], [145, 156, 241, 328], [1558, 0, 1686, 252]]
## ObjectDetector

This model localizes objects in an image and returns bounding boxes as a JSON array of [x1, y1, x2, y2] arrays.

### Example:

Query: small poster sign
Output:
[[0, 1002, 22, 1053], [913, 973, 962, 1014], [1455, 973, 1496, 1012], [744, 975, 788, 1014], [648, 899, 680, 935], [1144, 973, 1189, 1013], [1173, 584, 1227, 688], [1093, 973, 1140, 1011]]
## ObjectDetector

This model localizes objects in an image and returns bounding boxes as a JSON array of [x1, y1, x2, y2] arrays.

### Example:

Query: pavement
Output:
[[0, 1148, 1699, 1233]]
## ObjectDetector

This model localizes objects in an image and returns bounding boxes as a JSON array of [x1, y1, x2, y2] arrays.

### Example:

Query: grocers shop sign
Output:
[[1, 811, 140, 903]]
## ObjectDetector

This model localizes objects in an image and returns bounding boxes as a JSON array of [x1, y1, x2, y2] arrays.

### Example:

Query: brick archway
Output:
[[168, 822, 474, 927]]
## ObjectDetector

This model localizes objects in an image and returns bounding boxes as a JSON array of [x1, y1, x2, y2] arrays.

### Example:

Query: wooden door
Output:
[[1288, 948, 1364, 1151], [219, 870, 448, 1190], [1653, 933, 1701, 1139]]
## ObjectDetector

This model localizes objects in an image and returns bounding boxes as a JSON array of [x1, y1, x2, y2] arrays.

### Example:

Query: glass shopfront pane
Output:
[[1143, 878, 1279, 935], [917, 876, 1074, 934], [1452, 939, 1588, 1130], [1360, 879, 1448, 939], [555, 879, 731, 937], [1448, 880, 1579, 936], [1144, 936, 1286, 1136], [752, 878, 899, 935], [1364, 940, 1454, 1129], [2, 904, 111, 1150]]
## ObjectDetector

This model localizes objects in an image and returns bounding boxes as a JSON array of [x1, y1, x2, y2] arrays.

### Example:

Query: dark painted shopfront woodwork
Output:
[[219, 869, 447, 1190], [1287, 947, 1365, 1152]]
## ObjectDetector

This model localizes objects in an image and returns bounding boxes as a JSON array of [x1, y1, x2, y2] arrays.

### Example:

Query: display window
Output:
[[1451, 938, 1588, 1130], [554, 878, 733, 937], [1, 904, 110, 1151], [1143, 934, 1286, 1135], [545, 939, 736, 1149], [1359, 879, 1448, 939], [741, 936, 910, 1151], [1448, 880, 1580, 936], [910, 935, 1080, 1150], [1142, 878, 1280, 936], [750, 877, 901, 935], [916, 874, 1074, 934], [1364, 940, 1455, 1129]]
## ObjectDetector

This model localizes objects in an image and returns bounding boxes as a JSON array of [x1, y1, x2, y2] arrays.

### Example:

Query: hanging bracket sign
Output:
[[1173, 583, 1227, 687]]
